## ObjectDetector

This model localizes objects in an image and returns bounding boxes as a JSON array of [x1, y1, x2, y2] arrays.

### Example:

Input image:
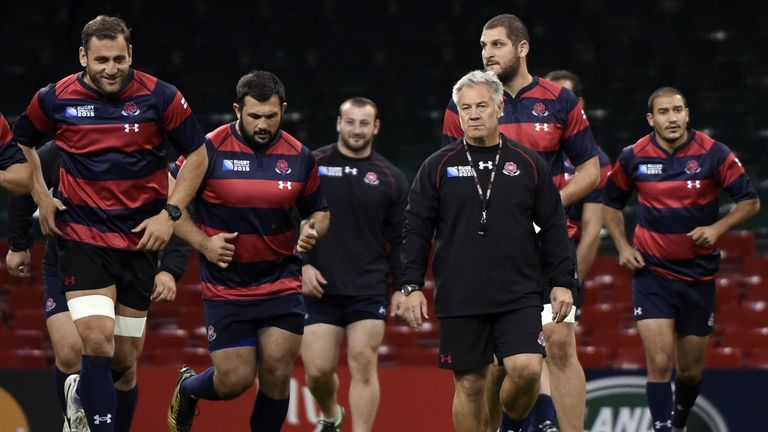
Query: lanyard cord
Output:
[[463, 138, 502, 236]]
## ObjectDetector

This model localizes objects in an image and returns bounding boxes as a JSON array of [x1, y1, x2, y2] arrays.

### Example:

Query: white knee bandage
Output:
[[114, 315, 147, 337], [67, 295, 115, 321], [541, 303, 577, 325]]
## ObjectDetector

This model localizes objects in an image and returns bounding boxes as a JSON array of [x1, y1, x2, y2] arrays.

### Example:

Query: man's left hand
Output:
[[687, 225, 722, 248], [133, 210, 173, 251], [151, 271, 177, 302], [389, 291, 406, 318], [297, 219, 319, 253], [550, 287, 573, 323]]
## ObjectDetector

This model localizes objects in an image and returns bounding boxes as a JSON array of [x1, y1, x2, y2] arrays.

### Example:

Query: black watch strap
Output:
[[165, 203, 182, 221]]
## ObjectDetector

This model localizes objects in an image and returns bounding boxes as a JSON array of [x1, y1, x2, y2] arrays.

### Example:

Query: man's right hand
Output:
[[37, 195, 66, 237], [6, 249, 32, 277], [301, 264, 327, 298], [401, 290, 429, 329], [202, 232, 238, 268], [618, 245, 645, 271]]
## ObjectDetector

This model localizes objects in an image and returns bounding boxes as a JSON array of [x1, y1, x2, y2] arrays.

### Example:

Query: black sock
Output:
[[181, 367, 222, 401], [646, 381, 672, 431], [54, 367, 78, 416], [672, 378, 700, 428], [500, 411, 524, 432], [115, 385, 138, 432], [249, 390, 289, 432], [80, 355, 116, 431]]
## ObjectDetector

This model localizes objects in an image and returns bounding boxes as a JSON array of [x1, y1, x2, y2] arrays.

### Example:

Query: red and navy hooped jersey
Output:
[[565, 146, 612, 241], [605, 130, 757, 282], [13, 69, 204, 250], [0, 113, 27, 170], [442, 77, 598, 190], [175, 123, 327, 301]]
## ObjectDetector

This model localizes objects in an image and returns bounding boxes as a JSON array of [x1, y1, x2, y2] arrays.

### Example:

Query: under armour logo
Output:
[[653, 420, 671, 429], [478, 161, 493, 170], [94, 414, 112, 424], [278, 181, 292, 190], [64, 276, 76, 286], [534, 123, 549, 131], [687, 180, 701, 189], [123, 123, 139, 133], [440, 354, 453, 364], [344, 166, 358, 175], [634, 307, 642, 316]]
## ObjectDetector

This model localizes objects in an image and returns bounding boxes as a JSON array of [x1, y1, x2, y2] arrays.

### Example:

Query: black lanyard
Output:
[[463, 138, 502, 236]]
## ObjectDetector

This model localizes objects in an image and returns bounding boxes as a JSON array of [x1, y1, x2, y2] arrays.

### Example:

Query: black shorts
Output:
[[56, 239, 157, 311], [632, 269, 716, 336], [204, 294, 305, 352], [438, 306, 545, 371], [304, 294, 388, 327], [43, 273, 68, 319]]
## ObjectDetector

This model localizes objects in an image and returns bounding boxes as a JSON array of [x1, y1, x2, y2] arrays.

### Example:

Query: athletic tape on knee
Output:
[[114, 315, 147, 337], [541, 303, 576, 325], [67, 295, 115, 321]]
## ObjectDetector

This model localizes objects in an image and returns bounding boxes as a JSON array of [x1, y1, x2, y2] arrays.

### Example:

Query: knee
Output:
[[113, 365, 137, 389], [55, 345, 83, 373], [79, 326, 114, 356], [545, 327, 575, 368], [676, 364, 703, 383], [506, 360, 541, 389], [646, 352, 673, 378], [304, 361, 336, 384], [454, 373, 485, 399], [348, 348, 378, 381], [216, 369, 254, 399]]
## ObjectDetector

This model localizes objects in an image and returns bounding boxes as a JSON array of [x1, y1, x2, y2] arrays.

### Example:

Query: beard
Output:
[[339, 133, 373, 155], [489, 57, 520, 84], [238, 116, 277, 147], [85, 68, 126, 96]]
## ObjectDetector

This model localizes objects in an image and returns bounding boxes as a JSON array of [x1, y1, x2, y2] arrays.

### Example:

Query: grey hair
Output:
[[452, 70, 504, 105]]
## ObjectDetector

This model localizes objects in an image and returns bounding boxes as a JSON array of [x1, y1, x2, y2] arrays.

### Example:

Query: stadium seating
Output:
[[704, 347, 743, 368], [577, 346, 610, 369]]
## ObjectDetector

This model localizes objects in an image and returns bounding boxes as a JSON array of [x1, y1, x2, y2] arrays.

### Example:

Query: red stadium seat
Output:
[[579, 303, 625, 332], [704, 347, 743, 368], [179, 255, 202, 285], [0, 348, 49, 369], [0, 329, 46, 350], [715, 274, 742, 306], [398, 346, 439, 367], [742, 254, 768, 279], [741, 301, 768, 327], [591, 328, 643, 353], [177, 306, 206, 331], [748, 348, 768, 369], [577, 346, 609, 368], [742, 275, 768, 302], [413, 320, 440, 347], [717, 230, 755, 267], [384, 324, 420, 348], [613, 347, 646, 370], [720, 327, 768, 357], [377, 344, 400, 365], [145, 347, 210, 369], [142, 329, 191, 353], [5, 287, 44, 312], [12, 309, 47, 333]]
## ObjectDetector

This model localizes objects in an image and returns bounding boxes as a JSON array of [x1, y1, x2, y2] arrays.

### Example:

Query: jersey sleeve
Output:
[[713, 142, 758, 202], [559, 90, 598, 166], [13, 84, 57, 148], [604, 146, 636, 209], [441, 99, 464, 147], [384, 168, 410, 287], [582, 148, 612, 204], [296, 149, 328, 219], [156, 83, 205, 156], [0, 114, 27, 170], [401, 156, 440, 286]]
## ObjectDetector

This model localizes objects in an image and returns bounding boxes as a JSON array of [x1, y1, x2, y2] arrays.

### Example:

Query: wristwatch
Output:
[[164, 203, 182, 221], [401, 284, 421, 296]]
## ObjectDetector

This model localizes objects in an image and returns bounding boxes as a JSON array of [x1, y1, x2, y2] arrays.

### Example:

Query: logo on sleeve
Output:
[[223, 159, 250, 171], [120, 102, 140, 116], [685, 159, 701, 174], [275, 159, 292, 175], [532, 102, 549, 117], [319, 166, 343, 177], [503, 161, 520, 176], [638, 163, 663, 175]]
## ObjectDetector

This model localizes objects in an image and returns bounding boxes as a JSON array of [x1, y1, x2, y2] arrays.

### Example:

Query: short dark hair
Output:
[[647, 87, 686, 113], [81, 15, 131, 52], [483, 14, 529, 46], [545, 70, 583, 99], [339, 97, 378, 118], [236, 70, 286, 106]]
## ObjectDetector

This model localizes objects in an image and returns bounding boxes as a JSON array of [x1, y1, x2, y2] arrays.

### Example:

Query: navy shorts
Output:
[[204, 294, 306, 352], [43, 273, 68, 319], [304, 294, 388, 327], [437, 306, 545, 371], [56, 239, 157, 311], [632, 269, 716, 336]]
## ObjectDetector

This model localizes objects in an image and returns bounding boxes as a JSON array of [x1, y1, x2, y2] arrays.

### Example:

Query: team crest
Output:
[[503, 161, 520, 176], [207, 325, 217, 341], [275, 159, 292, 175], [45, 298, 56, 313], [537, 331, 546, 347], [532, 102, 549, 117], [363, 171, 380, 185], [685, 159, 701, 174], [121, 102, 140, 116]]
